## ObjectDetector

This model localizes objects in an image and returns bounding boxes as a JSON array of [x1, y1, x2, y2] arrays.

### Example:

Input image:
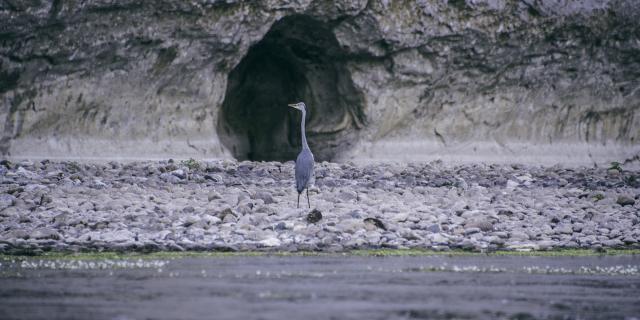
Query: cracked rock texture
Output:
[[1, 0, 639, 164]]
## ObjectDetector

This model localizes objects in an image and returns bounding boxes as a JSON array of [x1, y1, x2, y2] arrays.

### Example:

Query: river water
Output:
[[1, 255, 639, 320]]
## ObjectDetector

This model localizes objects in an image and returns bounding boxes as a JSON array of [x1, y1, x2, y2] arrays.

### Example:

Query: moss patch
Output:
[[1, 248, 639, 261], [350, 248, 640, 257]]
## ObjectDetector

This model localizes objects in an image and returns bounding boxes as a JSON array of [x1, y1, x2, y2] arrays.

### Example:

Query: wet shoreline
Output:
[[1, 254, 639, 320]]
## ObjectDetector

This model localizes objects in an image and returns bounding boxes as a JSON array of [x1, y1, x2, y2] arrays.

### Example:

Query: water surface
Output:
[[1, 255, 639, 320]]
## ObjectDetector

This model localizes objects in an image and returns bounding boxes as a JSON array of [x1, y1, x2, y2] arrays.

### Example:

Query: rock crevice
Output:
[[217, 14, 365, 162]]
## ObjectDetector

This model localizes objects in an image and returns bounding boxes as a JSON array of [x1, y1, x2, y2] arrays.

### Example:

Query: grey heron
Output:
[[289, 102, 314, 208]]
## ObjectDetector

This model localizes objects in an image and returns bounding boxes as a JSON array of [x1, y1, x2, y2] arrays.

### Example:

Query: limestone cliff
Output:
[[1, 0, 639, 164]]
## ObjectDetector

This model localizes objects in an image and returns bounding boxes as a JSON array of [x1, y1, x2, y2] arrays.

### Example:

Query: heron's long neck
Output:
[[300, 109, 310, 150]]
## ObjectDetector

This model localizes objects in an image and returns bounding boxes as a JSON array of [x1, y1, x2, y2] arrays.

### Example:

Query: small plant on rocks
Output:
[[608, 161, 622, 172], [624, 175, 639, 188], [181, 158, 201, 171]]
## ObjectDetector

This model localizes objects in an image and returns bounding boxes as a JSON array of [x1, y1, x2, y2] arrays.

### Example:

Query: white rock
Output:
[[259, 236, 281, 247], [101, 230, 134, 242], [429, 233, 449, 245], [506, 180, 519, 190]]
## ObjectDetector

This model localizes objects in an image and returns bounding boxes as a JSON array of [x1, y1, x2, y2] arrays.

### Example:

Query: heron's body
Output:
[[295, 149, 314, 192], [289, 102, 315, 208]]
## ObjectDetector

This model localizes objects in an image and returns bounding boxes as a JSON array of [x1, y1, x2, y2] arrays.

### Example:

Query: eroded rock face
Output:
[[1, 0, 639, 164]]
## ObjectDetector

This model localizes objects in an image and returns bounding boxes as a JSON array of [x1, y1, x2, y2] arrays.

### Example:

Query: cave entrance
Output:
[[217, 15, 365, 162]]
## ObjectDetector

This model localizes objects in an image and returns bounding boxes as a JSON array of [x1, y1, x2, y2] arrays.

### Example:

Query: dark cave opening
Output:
[[217, 15, 365, 162]]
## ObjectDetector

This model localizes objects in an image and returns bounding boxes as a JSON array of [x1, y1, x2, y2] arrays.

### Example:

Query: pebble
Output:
[[616, 196, 635, 206], [506, 180, 519, 189], [510, 231, 530, 241], [426, 224, 441, 233], [254, 191, 275, 204], [100, 230, 134, 243], [222, 213, 238, 224], [171, 169, 186, 179], [464, 228, 481, 236], [429, 233, 449, 245], [0, 160, 637, 253], [464, 219, 494, 232], [363, 218, 386, 231], [0, 194, 16, 210], [207, 191, 221, 201], [259, 236, 281, 247], [307, 209, 322, 223], [160, 172, 180, 183], [30, 228, 61, 240]]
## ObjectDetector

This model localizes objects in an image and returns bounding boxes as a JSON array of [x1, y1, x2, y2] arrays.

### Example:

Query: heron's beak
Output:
[[288, 103, 301, 110]]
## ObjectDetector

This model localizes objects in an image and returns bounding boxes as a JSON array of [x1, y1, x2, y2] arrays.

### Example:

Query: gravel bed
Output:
[[0, 159, 639, 253]]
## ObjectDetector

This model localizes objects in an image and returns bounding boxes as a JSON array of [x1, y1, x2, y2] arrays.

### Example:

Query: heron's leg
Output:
[[297, 193, 300, 209], [306, 188, 311, 208]]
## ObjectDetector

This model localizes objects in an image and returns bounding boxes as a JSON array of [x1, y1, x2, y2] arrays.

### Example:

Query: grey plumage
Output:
[[289, 102, 314, 208]]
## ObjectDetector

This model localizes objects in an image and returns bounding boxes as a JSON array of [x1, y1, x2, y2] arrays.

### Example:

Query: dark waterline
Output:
[[1, 255, 639, 320]]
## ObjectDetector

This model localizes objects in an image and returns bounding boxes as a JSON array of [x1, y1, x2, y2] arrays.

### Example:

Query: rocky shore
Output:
[[0, 159, 639, 254]]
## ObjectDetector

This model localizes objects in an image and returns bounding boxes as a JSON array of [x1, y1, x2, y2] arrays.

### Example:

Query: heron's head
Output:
[[288, 102, 306, 111]]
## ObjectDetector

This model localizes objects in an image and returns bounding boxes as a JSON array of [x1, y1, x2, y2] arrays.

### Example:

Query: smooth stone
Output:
[[101, 230, 135, 243], [459, 239, 475, 249], [363, 218, 386, 231], [0, 207, 19, 217], [259, 236, 281, 247], [2, 229, 30, 240], [51, 212, 72, 227], [159, 172, 180, 183], [492, 231, 509, 239], [171, 169, 186, 179], [92, 179, 107, 189], [182, 215, 200, 227], [486, 236, 505, 245], [202, 215, 222, 226], [572, 223, 583, 233], [537, 240, 558, 250], [306, 209, 322, 224], [464, 219, 494, 232], [0, 194, 16, 210], [429, 233, 449, 245], [253, 191, 275, 204], [222, 213, 238, 224], [601, 239, 624, 247], [497, 209, 514, 216], [506, 180, 519, 189], [609, 229, 622, 238], [464, 227, 482, 236], [392, 213, 409, 222], [426, 224, 441, 233], [616, 196, 635, 206], [554, 224, 573, 235], [507, 243, 539, 251], [207, 191, 222, 201], [274, 222, 287, 231], [509, 231, 530, 241], [400, 229, 422, 241], [204, 174, 223, 182], [338, 190, 358, 201], [183, 206, 195, 213], [217, 208, 236, 219], [30, 228, 61, 240], [348, 210, 363, 219]]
